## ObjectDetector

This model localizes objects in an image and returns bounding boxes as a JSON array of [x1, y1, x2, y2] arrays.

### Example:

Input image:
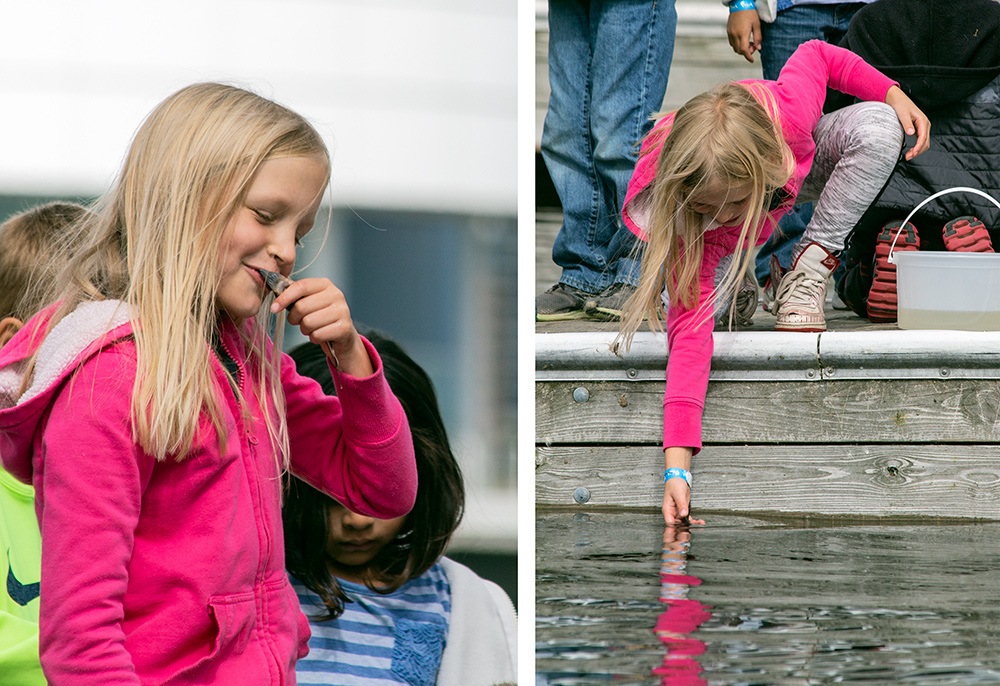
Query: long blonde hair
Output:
[[618, 82, 795, 349], [31, 82, 330, 464]]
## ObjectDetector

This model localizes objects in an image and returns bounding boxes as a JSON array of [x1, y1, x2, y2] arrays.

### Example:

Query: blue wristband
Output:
[[665, 468, 692, 487], [729, 0, 756, 12]]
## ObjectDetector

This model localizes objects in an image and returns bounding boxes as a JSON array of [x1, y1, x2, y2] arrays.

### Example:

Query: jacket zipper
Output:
[[216, 331, 282, 678]]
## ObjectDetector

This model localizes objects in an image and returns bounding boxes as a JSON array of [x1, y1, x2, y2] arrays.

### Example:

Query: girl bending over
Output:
[[617, 40, 929, 525]]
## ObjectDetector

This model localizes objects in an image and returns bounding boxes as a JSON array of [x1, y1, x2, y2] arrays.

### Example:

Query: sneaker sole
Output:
[[867, 221, 918, 322], [536, 309, 590, 322], [943, 216, 993, 252], [586, 309, 622, 322], [774, 321, 826, 332]]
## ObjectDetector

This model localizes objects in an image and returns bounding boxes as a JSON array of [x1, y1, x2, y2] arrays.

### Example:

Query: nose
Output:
[[268, 225, 297, 268], [341, 510, 375, 530]]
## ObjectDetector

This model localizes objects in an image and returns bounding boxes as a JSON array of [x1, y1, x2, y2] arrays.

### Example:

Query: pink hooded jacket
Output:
[[0, 300, 417, 685], [621, 40, 898, 454]]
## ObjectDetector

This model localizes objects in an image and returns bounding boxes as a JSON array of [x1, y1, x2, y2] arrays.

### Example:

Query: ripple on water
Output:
[[536, 513, 1000, 686]]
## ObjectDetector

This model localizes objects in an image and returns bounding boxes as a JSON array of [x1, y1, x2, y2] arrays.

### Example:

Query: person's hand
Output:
[[663, 447, 705, 526], [726, 9, 761, 63], [663, 478, 705, 525], [885, 85, 931, 161], [271, 277, 372, 377]]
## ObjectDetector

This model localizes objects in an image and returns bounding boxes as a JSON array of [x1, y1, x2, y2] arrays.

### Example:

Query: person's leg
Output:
[[538, 0, 599, 319], [753, 4, 864, 286], [754, 5, 830, 284], [774, 101, 903, 330], [591, 0, 676, 288], [583, 0, 677, 320], [796, 102, 903, 257]]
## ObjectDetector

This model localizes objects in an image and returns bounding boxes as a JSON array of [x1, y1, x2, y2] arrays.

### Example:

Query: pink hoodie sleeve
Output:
[[35, 346, 152, 685], [661, 234, 731, 454], [283, 336, 417, 520], [773, 40, 898, 139], [662, 213, 784, 453]]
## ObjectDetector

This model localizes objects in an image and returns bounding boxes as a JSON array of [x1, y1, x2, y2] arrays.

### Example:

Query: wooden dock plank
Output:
[[536, 445, 1000, 518], [537, 379, 1000, 445]]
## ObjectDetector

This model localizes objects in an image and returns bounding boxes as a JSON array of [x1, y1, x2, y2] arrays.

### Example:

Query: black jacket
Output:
[[832, 0, 1000, 313]]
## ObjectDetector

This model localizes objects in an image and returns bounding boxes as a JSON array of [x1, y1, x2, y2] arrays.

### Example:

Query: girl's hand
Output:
[[663, 446, 705, 526], [885, 85, 931, 161], [726, 9, 761, 63], [271, 277, 373, 377]]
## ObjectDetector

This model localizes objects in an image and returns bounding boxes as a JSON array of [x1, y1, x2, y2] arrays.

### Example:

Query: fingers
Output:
[[662, 480, 692, 525], [270, 278, 353, 344], [885, 85, 931, 161], [726, 11, 761, 63], [906, 114, 931, 160]]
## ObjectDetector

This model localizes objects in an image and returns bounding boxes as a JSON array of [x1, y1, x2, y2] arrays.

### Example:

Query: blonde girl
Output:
[[0, 83, 416, 685], [617, 40, 929, 525]]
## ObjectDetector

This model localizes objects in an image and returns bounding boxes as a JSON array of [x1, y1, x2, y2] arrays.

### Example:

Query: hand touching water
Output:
[[663, 446, 705, 526]]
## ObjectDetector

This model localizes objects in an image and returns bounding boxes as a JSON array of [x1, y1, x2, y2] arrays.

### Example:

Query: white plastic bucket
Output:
[[895, 252, 1000, 330], [889, 187, 1000, 331]]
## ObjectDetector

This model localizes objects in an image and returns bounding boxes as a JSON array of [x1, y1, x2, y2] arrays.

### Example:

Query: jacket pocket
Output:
[[209, 591, 257, 655], [158, 591, 257, 685]]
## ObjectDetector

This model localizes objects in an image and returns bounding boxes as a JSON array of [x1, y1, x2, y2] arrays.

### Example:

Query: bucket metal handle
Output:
[[887, 186, 1000, 263]]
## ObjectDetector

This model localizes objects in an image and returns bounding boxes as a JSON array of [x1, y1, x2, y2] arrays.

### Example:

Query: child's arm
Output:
[[660, 227, 766, 525], [776, 40, 895, 127], [282, 336, 417, 520], [34, 348, 151, 685], [774, 40, 930, 165]]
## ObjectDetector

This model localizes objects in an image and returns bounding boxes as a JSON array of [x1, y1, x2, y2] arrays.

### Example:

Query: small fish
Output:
[[255, 267, 294, 296], [254, 267, 340, 370]]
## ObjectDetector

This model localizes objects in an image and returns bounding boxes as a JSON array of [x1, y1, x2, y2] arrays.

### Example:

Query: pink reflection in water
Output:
[[654, 526, 711, 686]]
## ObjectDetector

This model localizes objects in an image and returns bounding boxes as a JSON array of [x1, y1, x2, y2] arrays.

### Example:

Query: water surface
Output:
[[536, 512, 1000, 685]]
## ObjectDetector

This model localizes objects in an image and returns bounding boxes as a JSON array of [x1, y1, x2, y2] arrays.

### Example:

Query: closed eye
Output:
[[252, 208, 274, 224]]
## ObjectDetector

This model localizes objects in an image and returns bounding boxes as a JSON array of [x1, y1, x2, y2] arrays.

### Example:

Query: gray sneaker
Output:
[[715, 270, 759, 329], [583, 283, 636, 321], [536, 283, 591, 321], [713, 253, 759, 329]]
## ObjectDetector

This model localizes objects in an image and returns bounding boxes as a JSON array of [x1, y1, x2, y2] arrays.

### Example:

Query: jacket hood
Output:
[[841, 0, 1000, 109], [0, 300, 133, 484]]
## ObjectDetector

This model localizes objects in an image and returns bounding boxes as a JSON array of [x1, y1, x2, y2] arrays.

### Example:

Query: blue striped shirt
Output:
[[292, 564, 451, 686]]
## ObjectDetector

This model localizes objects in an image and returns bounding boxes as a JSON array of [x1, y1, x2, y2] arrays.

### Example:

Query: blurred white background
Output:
[[0, 0, 517, 595]]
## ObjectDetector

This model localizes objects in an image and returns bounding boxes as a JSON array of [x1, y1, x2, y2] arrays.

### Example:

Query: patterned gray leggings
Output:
[[792, 101, 904, 262]]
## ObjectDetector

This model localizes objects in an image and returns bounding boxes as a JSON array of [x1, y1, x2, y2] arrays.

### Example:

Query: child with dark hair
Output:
[[284, 332, 517, 686]]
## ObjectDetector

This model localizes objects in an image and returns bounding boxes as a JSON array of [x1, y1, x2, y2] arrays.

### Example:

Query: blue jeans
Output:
[[754, 2, 865, 284], [542, 0, 676, 293]]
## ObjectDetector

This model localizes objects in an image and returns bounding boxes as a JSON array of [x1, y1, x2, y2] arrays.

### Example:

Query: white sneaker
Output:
[[773, 242, 840, 332]]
